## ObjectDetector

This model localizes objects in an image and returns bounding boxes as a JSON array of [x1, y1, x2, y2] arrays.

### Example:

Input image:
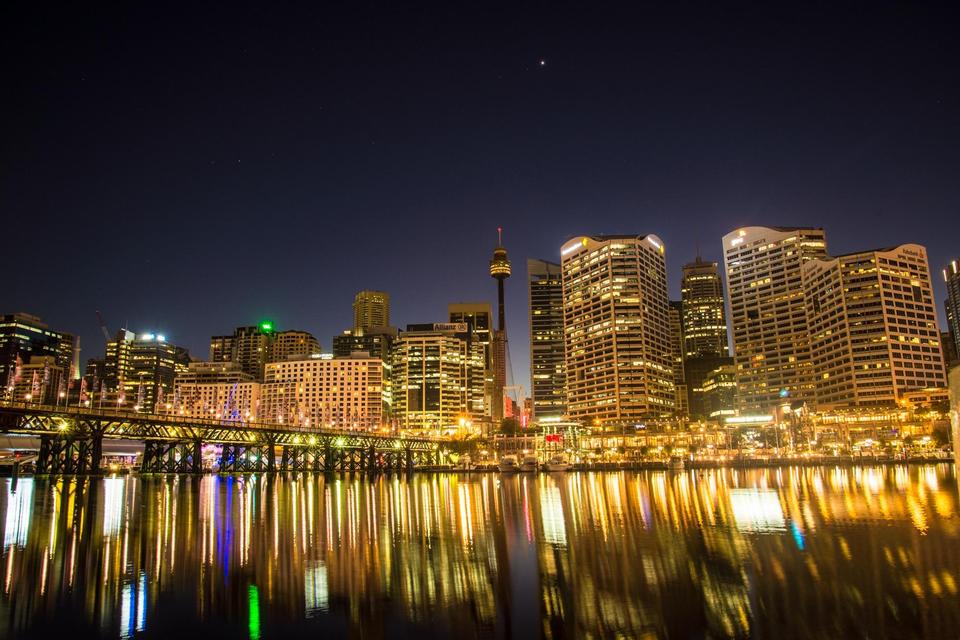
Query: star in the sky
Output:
[[538, 58, 547, 67]]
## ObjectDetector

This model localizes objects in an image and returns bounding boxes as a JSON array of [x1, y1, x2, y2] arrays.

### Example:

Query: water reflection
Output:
[[0, 466, 958, 638]]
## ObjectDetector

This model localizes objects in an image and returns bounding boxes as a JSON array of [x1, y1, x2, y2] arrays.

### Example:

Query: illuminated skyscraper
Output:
[[944, 258, 960, 366], [804, 244, 946, 408], [391, 324, 485, 431], [560, 234, 674, 426], [722, 226, 828, 411], [209, 322, 276, 380], [527, 259, 566, 420], [680, 257, 728, 358], [449, 302, 494, 417], [121, 333, 190, 412], [353, 290, 390, 334], [0, 312, 78, 402]]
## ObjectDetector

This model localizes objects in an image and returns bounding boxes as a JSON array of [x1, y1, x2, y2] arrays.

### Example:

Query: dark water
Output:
[[0, 466, 958, 639]]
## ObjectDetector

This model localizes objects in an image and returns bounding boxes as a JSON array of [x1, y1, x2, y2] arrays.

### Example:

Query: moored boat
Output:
[[520, 454, 539, 472], [544, 454, 572, 472], [498, 454, 519, 472]]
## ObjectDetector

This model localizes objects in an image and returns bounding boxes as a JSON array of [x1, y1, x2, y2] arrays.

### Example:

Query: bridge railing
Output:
[[0, 401, 447, 444]]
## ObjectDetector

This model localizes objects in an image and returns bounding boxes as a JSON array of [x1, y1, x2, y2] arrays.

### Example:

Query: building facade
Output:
[[722, 226, 828, 411], [209, 322, 276, 379], [944, 258, 960, 367], [560, 235, 674, 426], [680, 257, 729, 358], [527, 259, 566, 420], [261, 354, 386, 430], [269, 330, 321, 362], [391, 325, 485, 431], [120, 333, 191, 412], [803, 244, 946, 409], [1, 312, 78, 402], [173, 362, 261, 422], [701, 364, 737, 420], [669, 300, 688, 416], [449, 303, 494, 417], [353, 290, 390, 334]]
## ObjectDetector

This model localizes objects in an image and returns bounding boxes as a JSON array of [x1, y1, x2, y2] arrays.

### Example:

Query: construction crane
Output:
[[95, 310, 111, 343]]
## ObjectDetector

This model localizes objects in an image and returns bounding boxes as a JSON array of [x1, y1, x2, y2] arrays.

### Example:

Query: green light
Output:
[[248, 585, 261, 640], [259, 321, 274, 333]]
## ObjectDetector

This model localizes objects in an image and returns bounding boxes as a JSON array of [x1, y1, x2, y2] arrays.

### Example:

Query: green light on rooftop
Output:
[[259, 321, 274, 333]]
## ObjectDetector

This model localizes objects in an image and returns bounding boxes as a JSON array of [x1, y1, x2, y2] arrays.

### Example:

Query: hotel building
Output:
[[261, 353, 386, 430], [560, 235, 674, 426], [803, 244, 946, 408], [722, 226, 828, 411], [173, 362, 261, 421]]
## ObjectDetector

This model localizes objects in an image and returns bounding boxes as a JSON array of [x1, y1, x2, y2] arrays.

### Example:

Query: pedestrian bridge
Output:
[[0, 402, 449, 475]]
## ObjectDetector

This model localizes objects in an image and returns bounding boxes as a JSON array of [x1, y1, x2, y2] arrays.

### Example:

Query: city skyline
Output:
[[5, 4, 959, 399]]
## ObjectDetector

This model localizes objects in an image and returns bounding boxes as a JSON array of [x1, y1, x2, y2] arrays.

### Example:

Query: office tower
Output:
[[391, 324, 486, 431], [560, 235, 674, 425], [701, 364, 737, 420], [489, 230, 511, 422], [332, 329, 396, 360], [527, 259, 566, 420], [1, 312, 78, 401], [944, 259, 960, 366], [943, 331, 959, 369], [269, 330, 321, 362], [681, 257, 729, 358], [209, 322, 276, 380], [104, 329, 135, 393], [261, 353, 385, 430], [353, 290, 390, 334], [722, 226, 828, 411], [121, 333, 190, 412], [449, 302, 494, 417], [669, 300, 688, 416], [173, 362, 260, 421], [803, 244, 946, 408]]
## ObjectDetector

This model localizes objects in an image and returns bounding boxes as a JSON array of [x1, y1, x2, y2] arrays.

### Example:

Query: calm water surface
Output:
[[0, 466, 958, 639]]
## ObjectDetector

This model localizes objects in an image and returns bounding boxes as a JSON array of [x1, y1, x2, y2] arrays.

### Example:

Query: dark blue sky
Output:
[[3, 3, 959, 390]]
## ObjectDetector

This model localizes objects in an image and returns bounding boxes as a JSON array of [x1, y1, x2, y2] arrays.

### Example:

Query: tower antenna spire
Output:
[[497, 226, 502, 245]]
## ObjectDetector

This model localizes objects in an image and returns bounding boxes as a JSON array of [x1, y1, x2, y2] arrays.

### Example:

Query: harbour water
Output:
[[0, 466, 958, 638]]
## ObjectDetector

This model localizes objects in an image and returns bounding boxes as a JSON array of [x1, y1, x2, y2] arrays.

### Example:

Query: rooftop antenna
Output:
[[497, 226, 503, 246]]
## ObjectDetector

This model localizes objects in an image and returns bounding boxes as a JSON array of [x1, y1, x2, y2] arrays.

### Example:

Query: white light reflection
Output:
[[4, 480, 34, 549], [729, 489, 786, 532]]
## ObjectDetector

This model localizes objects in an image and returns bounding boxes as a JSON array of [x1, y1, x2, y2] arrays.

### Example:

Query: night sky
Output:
[[4, 3, 959, 391]]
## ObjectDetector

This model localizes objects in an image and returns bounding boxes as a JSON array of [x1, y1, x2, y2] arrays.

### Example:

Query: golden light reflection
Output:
[[0, 465, 955, 637]]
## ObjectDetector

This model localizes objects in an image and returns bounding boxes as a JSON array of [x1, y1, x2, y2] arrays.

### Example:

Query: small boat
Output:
[[669, 455, 685, 471], [544, 454, 572, 472], [520, 454, 539, 472], [498, 454, 520, 472]]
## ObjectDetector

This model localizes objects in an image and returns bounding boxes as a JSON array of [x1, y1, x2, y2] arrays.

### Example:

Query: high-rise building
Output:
[[121, 333, 191, 412], [353, 290, 390, 334], [104, 329, 135, 393], [669, 300, 688, 416], [1, 312, 78, 401], [560, 235, 674, 426], [722, 226, 828, 411], [173, 362, 260, 421], [391, 324, 486, 431], [944, 259, 960, 367], [449, 303, 494, 417], [269, 330, 321, 362], [489, 230, 511, 422], [209, 322, 276, 380], [527, 259, 566, 420], [261, 353, 386, 430], [332, 329, 396, 360], [942, 331, 959, 369], [803, 244, 946, 408], [701, 364, 737, 420], [681, 257, 729, 358]]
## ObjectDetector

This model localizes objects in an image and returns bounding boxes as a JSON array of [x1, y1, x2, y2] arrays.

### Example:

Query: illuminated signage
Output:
[[432, 322, 468, 333], [561, 237, 589, 257]]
